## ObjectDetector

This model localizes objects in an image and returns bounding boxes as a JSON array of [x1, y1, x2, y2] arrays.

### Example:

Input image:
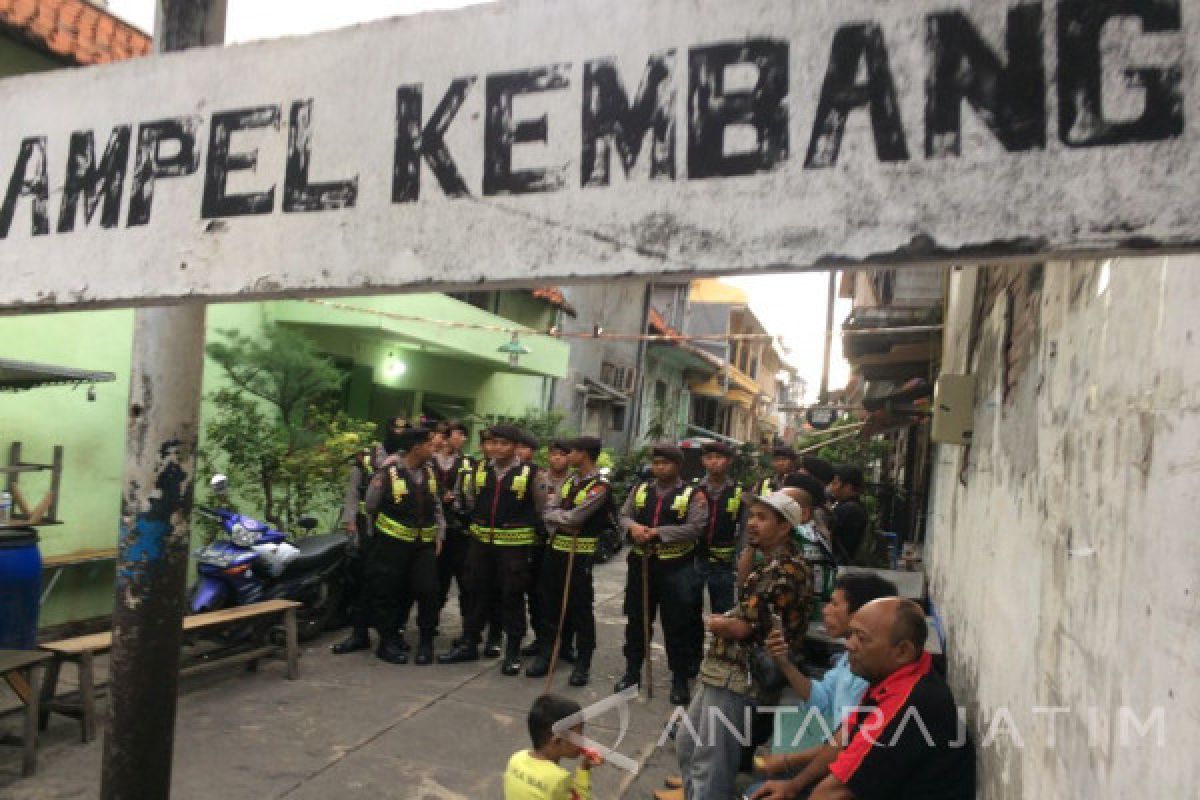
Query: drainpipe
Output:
[[625, 281, 654, 451], [103, 2, 226, 798], [820, 270, 838, 404]]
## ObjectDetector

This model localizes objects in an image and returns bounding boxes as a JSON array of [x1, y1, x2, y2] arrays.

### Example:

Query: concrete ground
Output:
[[0, 556, 696, 799]]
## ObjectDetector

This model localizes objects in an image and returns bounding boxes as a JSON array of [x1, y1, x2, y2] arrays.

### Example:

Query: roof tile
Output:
[[0, 0, 150, 66]]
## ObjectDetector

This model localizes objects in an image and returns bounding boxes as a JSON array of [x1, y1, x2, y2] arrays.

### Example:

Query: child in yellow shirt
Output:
[[504, 694, 600, 800]]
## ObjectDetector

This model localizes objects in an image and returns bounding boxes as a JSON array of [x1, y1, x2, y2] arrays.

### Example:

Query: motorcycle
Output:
[[191, 475, 347, 642]]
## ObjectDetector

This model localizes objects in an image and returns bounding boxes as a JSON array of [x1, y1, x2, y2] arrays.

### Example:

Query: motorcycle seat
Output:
[[280, 533, 346, 578]]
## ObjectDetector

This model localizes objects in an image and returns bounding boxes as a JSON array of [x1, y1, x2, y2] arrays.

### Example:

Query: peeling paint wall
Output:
[[928, 259, 1200, 797]]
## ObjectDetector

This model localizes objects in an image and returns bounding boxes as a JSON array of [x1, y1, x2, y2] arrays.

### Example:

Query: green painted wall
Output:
[[0, 293, 564, 627], [0, 35, 68, 77]]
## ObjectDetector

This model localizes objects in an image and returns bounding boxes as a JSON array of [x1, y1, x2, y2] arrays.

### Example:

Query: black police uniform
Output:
[[618, 480, 704, 697], [440, 458, 541, 673], [332, 446, 379, 654], [366, 462, 443, 664], [527, 470, 613, 684]]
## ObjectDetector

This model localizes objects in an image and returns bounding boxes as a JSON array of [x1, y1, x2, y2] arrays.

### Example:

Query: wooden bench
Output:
[[39, 547, 119, 607], [38, 599, 302, 743], [1, 649, 52, 777]]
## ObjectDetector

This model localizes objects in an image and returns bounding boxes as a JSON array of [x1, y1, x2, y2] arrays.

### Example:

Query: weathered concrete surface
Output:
[[0, 558, 683, 798], [2, 0, 1199, 310], [928, 259, 1200, 798]]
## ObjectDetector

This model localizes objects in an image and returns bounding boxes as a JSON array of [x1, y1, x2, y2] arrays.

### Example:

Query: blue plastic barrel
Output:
[[0, 528, 41, 649]]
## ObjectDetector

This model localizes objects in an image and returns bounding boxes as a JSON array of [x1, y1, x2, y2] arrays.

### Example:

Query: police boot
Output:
[[414, 633, 435, 666], [669, 673, 691, 706], [568, 650, 593, 687], [613, 665, 641, 693], [500, 637, 523, 676], [437, 641, 479, 664], [331, 628, 370, 654], [520, 638, 544, 657], [483, 631, 504, 659], [376, 638, 409, 665], [524, 644, 552, 678]]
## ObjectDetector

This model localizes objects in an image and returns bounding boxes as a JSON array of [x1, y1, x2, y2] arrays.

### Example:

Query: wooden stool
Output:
[[1, 649, 52, 777]]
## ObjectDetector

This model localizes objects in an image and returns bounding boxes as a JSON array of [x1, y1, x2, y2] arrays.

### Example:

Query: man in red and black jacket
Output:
[[751, 598, 975, 800], [439, 425, 545, 675]]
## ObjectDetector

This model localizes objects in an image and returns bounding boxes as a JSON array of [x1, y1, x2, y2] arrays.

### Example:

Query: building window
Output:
[[611, 404, 626, 431], [601, 360, 636, 392]]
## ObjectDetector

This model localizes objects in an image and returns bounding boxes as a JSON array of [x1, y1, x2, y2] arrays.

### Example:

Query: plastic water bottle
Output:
[[0, 491, 12, 525]]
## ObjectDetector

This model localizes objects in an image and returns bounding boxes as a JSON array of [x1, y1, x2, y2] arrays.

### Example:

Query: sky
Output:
[[103, 0, 852, 403]]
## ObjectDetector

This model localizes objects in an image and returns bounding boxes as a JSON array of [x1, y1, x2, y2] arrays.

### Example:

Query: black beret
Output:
[[772, 445, 799, 461], [488, 424, 522, 443], [651, 443, 685, 465], [569, 436, 603, 453], [396, 427, 433, 451], [701, 440, 735, 457], [801, 455, 835, 484]]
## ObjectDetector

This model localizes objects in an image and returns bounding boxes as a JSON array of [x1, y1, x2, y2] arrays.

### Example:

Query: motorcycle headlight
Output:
[[231, 523, 257, 548]]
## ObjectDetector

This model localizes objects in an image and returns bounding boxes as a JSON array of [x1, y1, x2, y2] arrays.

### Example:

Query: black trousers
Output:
[[342, 512, 372, 633], [539, 547, 595, 655], [622, 552, 702, 677], [527, 541, 545, 640], [463, 539, 533, 642], [437, 523, 472, 621], [367, 534, 439, 641]]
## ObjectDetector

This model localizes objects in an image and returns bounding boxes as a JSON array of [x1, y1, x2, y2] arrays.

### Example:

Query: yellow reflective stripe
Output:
[[376, 514, 437, 542], [631, 540, 695, 560], [634, 483, 648, 511], [551, 535, 598, 555], [705, 546, 736, 562], [469, 523, 536, 546]]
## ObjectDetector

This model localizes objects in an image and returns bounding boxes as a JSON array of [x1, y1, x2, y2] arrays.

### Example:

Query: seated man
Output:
[[752, 598, 975, 800]]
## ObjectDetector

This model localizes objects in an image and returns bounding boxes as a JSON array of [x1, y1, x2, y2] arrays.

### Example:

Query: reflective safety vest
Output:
[[550, 474, 612, 555], [756, 475, 782, 498], [375, 464, 439, 543], [470, 461, 539, 546], [630, 482, 696, 560], [697, 481, 741, 564]]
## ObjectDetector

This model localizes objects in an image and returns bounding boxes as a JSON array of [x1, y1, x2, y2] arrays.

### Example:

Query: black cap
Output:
[[701, 440, 735, 457], [396, 427, 433, 451], [569, 435, 602, 452], [516, 430, 540, 450], [651, 443, 685, 465], [772, 445, 798, 461], [548, 438, 572, 454], [801, 456, 835, 484], [488, 424, 522, 443]]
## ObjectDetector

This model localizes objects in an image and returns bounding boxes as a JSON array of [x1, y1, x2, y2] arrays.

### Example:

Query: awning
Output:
[[579, 377, 629, 405], [0, 358, 116, 392]]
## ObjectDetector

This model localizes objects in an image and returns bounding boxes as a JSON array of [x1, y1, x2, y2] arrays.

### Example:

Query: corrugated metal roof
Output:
[[0, 357, 116, 391]]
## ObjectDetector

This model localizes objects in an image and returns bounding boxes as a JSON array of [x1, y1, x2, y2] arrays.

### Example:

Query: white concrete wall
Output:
[[928, 260, 1200, 798]]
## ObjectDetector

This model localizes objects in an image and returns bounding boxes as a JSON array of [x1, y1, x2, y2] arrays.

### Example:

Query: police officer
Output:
[[432, 421, 476, 633], [526, 436, 611, 686], [515, 430, 548, 657], [363, 426, 445, 665], [615, 443, 707, 706], [753, 445, 799, 497], [331, 417, 401, 655], [439, 425, 545, 675], [695, 440, 742, 615]]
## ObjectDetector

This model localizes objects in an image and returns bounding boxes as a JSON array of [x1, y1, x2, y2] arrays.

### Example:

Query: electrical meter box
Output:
[[932, 375, 976, 445]]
